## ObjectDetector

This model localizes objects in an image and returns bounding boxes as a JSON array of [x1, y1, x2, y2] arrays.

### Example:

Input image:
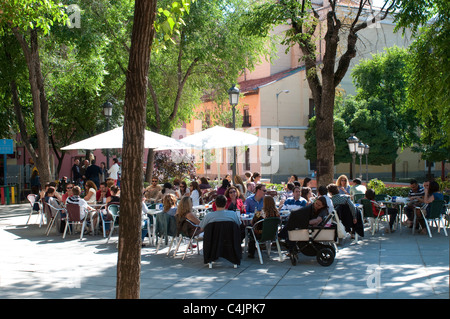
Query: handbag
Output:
[[334, 213, 347, 239]]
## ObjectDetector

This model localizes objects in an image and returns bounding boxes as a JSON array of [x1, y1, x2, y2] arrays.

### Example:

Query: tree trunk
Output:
[[12, 27, 52, 185], [116, 0, 157, 299], [145, 149, 155, 183]]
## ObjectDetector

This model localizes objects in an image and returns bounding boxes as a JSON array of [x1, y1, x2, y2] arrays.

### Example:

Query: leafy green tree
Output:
[[394, 0, 450, 147], [241, 0, 397, 186], [144, 0, 272, 182], [304, 116, 350, 165], [0, 0, 67, 185], [351, 46, 416, 148]]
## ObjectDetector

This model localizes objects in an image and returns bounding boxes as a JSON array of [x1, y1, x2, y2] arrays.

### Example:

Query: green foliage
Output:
[[394, 0, 450, 147], [304, 116, 351, 165], [367, 178, 386, 194], [367, 178, 409, 197], [147, 0, 271, 135], [0, 0, 67, 35], [154, 0, 195, 49]]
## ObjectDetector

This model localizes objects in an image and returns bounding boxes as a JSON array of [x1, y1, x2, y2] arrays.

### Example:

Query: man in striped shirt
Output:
[[404, 179, 425, 227]]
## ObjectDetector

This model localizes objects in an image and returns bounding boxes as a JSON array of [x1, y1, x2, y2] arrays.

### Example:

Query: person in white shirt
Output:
[[190, 181, 201, 206], [66, 186, 96, 220], [108, 158, 120, 184], [350, 178, 367, 200]]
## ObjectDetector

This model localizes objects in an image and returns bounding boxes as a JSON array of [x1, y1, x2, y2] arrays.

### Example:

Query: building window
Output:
[[283, 136, 300, 149], [243, 108, 251, 127]]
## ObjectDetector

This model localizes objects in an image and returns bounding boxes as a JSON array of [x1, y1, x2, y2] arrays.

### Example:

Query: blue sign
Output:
[[0, 139, 14, 154]]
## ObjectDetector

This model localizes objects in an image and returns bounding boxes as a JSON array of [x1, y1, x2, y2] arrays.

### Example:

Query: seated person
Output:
[[175, 196, 202, 238], [94, 185, 120, 235], [96, 182, 111, 203], [44, 186, 65, 231], [279, 186, 307, 211], [247, 196, 280, 259], [162, 193, 178, 216], [327, 183, 358, 238], [216, 178, 230, 196], [244, 183, 266, 214], [403, 179, 425, 227], [66, 185, 96, 222], [84, 180, 97, 205], [199, 177, 212, 190], [350, 178, 367, 200], [62, 183, 74, 204], [199, 195, 242, 231], [365, 189, 398, 233], [144, 178, 163, 202], [318, 185, 334, 215], [279, 196, 329, 251], [416, 180, 444, 234], [327, 184, 357, 222], [280, 183, 295, 201], [141, 198, 151, 246], [212, 186, 246, 214], [301, 187, 313, 205], [189, 181, 202, 206]]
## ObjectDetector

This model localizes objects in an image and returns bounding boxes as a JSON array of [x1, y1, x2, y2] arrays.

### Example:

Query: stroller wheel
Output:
[[316, 247, 335, 267], [290, 252, 298, 266]]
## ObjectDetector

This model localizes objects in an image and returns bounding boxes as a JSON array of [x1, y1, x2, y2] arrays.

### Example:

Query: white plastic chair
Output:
[[26, 194, 43, 226], [173, 219, 202, 260], [63, 203, 88, 240], [44, 201, 66, 236]]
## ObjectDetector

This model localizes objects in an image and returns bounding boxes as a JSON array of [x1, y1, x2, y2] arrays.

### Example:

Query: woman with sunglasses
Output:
[[212, 186, 246, 214]]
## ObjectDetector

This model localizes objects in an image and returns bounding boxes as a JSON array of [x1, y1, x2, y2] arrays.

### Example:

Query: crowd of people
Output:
[[34, 159, 447, 254]]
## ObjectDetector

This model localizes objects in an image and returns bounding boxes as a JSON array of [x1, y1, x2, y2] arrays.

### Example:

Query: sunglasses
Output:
[[66, 187, 73, 189]]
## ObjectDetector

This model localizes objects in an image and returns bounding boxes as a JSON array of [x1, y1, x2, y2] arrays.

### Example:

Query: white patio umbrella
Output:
[[179, 125, 284, 150], [61, 126, 192, 150]]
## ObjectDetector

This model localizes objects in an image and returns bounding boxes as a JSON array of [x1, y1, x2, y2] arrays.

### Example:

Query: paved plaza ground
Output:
[[0, 203, 448, 303]]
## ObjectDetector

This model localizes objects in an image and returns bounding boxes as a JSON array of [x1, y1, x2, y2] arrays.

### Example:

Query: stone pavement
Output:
[[0, 203, 448, 301]]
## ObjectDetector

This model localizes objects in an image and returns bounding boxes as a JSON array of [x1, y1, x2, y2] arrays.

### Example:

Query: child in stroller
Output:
[[283, 197, 337, 266]]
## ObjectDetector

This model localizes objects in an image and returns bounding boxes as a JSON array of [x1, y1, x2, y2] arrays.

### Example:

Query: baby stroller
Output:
[[287, 211, 337, 267]]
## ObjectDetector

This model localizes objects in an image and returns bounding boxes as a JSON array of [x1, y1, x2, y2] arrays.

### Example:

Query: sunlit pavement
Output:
[[0, 203, 448, 300]]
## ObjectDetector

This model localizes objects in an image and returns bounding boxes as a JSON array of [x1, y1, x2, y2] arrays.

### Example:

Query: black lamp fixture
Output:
[[227, 85, 240, 181], [102, 101, 113, 118], [346, 133, 359, 179], [102, 101, 113, 169], [228, 84, 240, 107]]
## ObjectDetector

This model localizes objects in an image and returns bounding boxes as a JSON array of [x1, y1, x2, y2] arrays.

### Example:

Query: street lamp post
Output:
[[357, 142, 365, 179], [346, 134, 359, 179], [228, 85, 240, 181], [364, 144, 370, 183], [276, 89, 289, 128], [102, 101, 113, 170]]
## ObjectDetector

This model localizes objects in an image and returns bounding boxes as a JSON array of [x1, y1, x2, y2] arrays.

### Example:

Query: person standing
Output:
[[71, 159, 82, 185], [100, 162, 107, 183], [85, 159, 102, 189], [108, 158, 121, 185]]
